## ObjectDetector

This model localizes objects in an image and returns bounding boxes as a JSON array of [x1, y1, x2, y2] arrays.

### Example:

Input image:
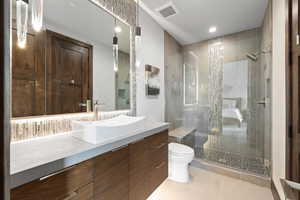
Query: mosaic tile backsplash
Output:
[[11, 110, 130, 142]]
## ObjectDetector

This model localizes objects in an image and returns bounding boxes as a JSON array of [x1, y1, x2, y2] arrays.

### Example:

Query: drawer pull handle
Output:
[[39, 166, 75, 181], [155, 161, 166, 169], [63, 191, 77, 200], [155, 143, 166, 149], [111, 144, 128, 152]]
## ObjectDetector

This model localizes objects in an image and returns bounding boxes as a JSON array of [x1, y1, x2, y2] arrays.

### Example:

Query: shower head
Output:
[[246, 49, 272, 62], [246, 53, 258, 61]]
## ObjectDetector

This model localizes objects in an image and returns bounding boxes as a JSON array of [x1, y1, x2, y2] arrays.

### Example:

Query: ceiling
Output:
[[44, 0, 130, 53], [141, 0, 269, 45]]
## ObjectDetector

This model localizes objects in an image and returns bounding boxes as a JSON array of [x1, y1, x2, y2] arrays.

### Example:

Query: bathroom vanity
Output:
[[11, 122, 168, 200]]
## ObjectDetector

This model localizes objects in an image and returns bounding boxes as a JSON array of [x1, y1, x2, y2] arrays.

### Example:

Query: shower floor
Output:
[[181, 129, 270, 177]]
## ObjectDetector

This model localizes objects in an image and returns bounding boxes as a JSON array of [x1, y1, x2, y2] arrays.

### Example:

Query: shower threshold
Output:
[[191, 158, 271, 188]]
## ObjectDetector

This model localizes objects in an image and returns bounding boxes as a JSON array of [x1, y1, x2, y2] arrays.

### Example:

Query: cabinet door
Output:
[[93, 146, 129, 200], [11, 160, 94, 200], [129, 138, 151, 200], [147, 131, 168, 195]]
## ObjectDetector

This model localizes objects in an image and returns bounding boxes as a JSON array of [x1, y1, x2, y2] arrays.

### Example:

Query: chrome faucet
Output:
[[93, 100, 102, 121]]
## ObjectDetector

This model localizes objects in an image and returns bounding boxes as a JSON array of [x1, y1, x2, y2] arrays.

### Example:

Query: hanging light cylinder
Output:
[[16, 0, 29, 48], [135, 0, 142, 47], [135, 0, 142, 67], [32, 0, 44, 32], [113, 35, 119, 72]]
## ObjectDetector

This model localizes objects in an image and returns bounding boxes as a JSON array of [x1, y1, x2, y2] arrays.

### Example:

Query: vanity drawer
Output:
[[149, 143, 168, 169], [147, 130, 168, 151], [147, 131, 168, 196], [129, 138, 148, 172], [129, 138, 150, 200], [65, 182, 94, 200], [93, 146, 129, 200], [11, 160, 94, 200], [148, 159, 168, 194]]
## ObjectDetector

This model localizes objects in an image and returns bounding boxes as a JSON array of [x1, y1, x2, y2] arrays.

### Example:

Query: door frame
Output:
[[286, 0, 292, 181], [0, 0, 11, 199], [286, 0, 299, 190]]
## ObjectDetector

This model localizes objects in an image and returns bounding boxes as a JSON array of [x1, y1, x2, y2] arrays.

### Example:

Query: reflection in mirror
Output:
[[11, 0, 131, 117]]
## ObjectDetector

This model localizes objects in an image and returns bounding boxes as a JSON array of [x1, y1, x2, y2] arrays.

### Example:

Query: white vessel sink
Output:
[[72, 115, 146, 144]]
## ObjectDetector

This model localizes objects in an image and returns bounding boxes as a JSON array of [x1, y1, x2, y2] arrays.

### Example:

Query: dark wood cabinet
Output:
[[11, 131, 168, 200], [147, 131, 168, 194], [11, 160, 94, 200], [129, 131, 168, 199], [93, 146, 129, 200], [129, 138, 151, 200]]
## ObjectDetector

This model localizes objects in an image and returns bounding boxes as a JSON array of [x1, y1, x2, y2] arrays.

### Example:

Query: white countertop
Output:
[[10, 120, 169, 188]]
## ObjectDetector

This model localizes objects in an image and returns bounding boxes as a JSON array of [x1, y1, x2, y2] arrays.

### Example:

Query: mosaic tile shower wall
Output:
[[208, 42, 224, 133]]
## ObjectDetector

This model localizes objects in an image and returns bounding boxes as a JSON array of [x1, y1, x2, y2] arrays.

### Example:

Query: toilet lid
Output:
[[169, 143, 194, 156]]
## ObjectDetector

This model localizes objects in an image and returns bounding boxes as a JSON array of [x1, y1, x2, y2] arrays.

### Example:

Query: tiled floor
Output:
[[148, 167, 273, 200]]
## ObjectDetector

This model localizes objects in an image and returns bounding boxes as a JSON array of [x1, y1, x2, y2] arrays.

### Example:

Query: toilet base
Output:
[[168, 162, 190, 183]]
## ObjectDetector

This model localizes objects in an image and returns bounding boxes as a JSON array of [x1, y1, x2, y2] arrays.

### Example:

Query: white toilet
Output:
[[168, 143, 195, 183]]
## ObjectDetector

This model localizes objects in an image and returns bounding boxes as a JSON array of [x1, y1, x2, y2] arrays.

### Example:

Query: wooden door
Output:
[[289, 0, 300, 199], [11, 28, 45, 117], [46, 30, 92, 114]]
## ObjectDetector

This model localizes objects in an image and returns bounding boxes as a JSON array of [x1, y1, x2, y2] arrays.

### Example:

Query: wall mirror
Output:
[[11, 0, 132, 118]]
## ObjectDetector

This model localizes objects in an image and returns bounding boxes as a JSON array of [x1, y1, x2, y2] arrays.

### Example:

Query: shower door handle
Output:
[[257, 98, 267, 107]]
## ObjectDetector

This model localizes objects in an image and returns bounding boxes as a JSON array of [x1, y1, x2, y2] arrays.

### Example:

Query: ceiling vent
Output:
[[156, 2, 178, 18]]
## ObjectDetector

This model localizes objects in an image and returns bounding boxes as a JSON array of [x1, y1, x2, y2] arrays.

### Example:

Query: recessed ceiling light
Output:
[[209, 26, 217, 33], [114, 26, 122, 33], [69, 1, 76, 7]]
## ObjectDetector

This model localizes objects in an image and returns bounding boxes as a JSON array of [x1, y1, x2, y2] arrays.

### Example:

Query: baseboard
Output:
[[271, 180, 281, 200]]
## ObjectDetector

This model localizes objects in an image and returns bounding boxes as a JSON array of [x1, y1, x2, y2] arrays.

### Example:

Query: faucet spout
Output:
[[93, 101, 104, 121]]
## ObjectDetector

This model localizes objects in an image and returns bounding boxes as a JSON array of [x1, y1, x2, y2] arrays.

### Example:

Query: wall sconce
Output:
[[135, 0, 142, 68]]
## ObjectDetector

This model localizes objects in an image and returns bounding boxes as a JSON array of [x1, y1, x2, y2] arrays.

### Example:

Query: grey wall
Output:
[[136, 9, 165, 122], [164, 32, 184, 130], [116, 51, 130, 110], [261, 0, 272, 162]]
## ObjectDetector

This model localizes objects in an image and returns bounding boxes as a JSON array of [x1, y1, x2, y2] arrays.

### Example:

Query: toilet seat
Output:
[[169, 143, 194, 157]]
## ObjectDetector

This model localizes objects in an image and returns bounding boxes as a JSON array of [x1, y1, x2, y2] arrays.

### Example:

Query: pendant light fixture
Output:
[[113, 18, 119, 72], [135, 0, 142, 68], [31, 0, 44, 32], [135, 0, 142, 48], [16, 0, 29, 48]]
